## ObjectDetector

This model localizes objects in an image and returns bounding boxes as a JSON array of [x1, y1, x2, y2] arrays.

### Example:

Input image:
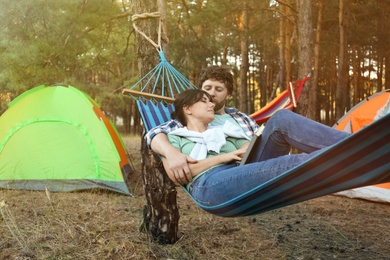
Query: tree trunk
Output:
[[239, 0, 249, 113], [351, 44, 359, 105], [277, 3, 286, 100], [284, 0, 294, 89], [132, 0, 179, 244], [222, 17, 228, 65], [309, 0, 323, 121], [377, 57, 383, 91], [335, 0, 348, 120], [140, 139, 179, 244], [296, 0, 313, 118], [385, 55, 390, 90]]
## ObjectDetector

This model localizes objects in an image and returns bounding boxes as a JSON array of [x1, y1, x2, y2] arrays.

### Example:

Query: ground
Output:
[[0, 136, 389, 260]]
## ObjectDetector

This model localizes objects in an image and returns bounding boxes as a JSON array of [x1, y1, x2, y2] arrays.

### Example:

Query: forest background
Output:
[[1, 0, 389, 134]]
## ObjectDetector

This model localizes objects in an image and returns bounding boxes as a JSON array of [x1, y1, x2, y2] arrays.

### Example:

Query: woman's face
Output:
[[185, 94, 215, 124]]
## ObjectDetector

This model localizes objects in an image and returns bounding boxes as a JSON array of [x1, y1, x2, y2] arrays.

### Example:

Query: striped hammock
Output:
[[251, 74, 310, 125], [123, 52, 390, 217], [184, 113, 390, 217]]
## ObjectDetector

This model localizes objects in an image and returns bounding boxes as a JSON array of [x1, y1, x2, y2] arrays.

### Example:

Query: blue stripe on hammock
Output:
[[157, 102, 172, 122], [182, 113, 390, 217], [137, 100, 174, 132]]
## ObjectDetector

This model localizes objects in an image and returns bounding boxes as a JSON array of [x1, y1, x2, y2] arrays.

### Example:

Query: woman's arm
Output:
[[188, 148, 247, 177], [239, 142, 250, 151]]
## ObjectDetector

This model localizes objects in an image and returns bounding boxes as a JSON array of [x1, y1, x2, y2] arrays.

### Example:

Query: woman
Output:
[[168, 89, 349, 206]]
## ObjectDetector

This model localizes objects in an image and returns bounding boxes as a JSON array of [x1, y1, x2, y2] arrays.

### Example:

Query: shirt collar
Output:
[[224, 107, 238, 114]]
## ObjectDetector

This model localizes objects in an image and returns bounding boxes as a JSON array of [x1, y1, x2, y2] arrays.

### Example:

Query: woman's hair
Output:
[[171, 89, 212, 126], [198, 65, 234, 95]]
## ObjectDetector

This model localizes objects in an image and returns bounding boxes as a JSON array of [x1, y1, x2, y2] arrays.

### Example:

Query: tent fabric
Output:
[[334, 89, 390, 133], [333, 89, 390, 203], [0, 85, 132, 195]]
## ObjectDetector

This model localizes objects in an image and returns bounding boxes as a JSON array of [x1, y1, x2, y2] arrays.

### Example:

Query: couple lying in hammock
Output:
[[145, 66, 353, 207]]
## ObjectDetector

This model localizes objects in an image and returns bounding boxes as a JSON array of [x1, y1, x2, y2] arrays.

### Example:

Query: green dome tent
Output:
[[0, 85, 132, 195]]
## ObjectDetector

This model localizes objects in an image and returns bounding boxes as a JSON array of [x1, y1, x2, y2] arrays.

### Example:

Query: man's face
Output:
[[201, 79, 230, 114]]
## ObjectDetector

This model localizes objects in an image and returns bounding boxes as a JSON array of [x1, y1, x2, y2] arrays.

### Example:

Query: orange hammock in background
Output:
[[251, 74, 311, 125]]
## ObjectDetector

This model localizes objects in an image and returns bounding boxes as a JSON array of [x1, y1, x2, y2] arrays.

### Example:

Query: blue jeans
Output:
[[190, 110, 350, 206]]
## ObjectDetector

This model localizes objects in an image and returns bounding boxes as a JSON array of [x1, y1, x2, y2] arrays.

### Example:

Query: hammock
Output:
[[124, 63, 390, 217], [123, 13, 390, 217], [122, 50, 197, 103], [185, 113, 390, 217], [251, 74, 310, 124], [122, 12, 196, 131], [122, 50, 196, 132]]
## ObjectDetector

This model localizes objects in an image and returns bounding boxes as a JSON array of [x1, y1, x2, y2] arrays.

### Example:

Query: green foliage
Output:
[[1, 0, 389, 127], [95, 92, 127, 122], [167, 0, 245, 71], [0, 0, 136, 124]]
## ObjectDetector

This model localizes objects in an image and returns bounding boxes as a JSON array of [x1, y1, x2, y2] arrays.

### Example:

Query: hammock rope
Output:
[[123, 12, 196, 102], [131, 12, 162, 50]]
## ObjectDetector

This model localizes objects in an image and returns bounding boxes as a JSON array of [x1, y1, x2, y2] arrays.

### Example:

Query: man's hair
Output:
[[171, 89, 212, 126], [198, 65, 234, 95]]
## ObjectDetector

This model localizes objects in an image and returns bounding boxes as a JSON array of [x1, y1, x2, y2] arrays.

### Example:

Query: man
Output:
[[145, 65, 259, 185]]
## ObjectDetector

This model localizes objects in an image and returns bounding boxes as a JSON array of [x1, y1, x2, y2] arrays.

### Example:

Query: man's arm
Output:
[[145, 119, 194, 184], [150, 133, 197, 185]]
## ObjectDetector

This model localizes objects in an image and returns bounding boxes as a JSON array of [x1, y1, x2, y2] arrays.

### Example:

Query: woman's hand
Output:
[[187, 147, 247, 178], [219, 148, 247, 163]]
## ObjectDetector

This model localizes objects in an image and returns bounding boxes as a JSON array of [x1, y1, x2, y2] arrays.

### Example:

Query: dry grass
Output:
[[1, 135, 389, 259]]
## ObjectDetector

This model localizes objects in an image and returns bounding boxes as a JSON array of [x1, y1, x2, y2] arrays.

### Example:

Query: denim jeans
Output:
[[190, 110, 350, 206]]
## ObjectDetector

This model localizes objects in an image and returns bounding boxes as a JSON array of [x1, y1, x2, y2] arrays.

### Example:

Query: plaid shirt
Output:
[[144, 107, 259, 149]]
